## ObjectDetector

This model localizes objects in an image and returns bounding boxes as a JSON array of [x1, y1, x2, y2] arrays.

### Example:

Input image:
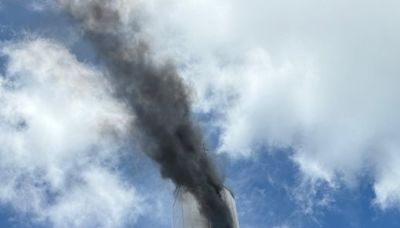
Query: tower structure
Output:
[[173, 187, 240, 228]]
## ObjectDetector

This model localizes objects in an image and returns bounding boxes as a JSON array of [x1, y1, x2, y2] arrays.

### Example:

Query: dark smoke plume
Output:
[[60, 1, 233, 227]]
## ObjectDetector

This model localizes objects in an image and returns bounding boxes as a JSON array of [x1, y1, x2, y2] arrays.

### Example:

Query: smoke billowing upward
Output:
[[59, 1, 233, 227]]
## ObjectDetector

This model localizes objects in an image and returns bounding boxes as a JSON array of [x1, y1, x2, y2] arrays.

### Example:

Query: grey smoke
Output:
[[60, 1, 233, 227]]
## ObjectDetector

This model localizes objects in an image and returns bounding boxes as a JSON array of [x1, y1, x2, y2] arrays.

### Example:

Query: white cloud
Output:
[[48, 166, 143, 228], [0, 38, 144, 227], [132, 0, 400, 211], [26, 1, 52, 12]]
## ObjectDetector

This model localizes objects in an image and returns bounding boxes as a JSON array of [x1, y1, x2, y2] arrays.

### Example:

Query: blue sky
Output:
[[1, 1, 400, 228]]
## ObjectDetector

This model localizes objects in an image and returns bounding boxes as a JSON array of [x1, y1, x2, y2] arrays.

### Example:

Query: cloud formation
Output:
[[0, 38, 143, 227], [3, 0, 400, 225], [134, 0, 400, 210]]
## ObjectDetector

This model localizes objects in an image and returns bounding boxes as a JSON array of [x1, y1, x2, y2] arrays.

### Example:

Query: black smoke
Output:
[[60, 1, 233, 227]]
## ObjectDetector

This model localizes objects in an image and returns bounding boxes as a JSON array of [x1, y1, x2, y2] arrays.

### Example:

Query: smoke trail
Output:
[[59, 1, 233, 227]]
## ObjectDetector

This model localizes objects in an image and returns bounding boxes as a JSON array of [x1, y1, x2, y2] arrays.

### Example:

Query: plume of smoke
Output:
[[58, 0, 233, 227]]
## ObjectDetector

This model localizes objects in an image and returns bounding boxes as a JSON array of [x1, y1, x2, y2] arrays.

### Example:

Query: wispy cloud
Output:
[[25, 0, 55, 12]]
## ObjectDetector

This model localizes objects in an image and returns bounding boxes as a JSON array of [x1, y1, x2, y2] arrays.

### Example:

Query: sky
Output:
[[1, 0, 400, 227]]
